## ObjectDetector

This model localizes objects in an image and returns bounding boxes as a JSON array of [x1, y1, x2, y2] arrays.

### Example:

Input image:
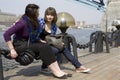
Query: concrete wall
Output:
[[101, 0, 120, 32], [0, 12, 18, 27]]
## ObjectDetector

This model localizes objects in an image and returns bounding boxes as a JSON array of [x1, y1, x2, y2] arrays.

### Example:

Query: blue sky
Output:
[[0, 0, 107, 24]]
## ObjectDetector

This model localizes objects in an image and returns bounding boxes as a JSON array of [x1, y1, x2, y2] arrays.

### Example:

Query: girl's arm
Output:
[[6, 41, 18, 58]]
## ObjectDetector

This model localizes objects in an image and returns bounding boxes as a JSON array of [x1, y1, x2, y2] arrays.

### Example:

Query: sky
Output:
[[0, 0, 107, 24]]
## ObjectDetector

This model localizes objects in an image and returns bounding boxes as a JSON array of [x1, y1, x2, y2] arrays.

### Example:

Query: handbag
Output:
[[1, 39, 35, 66], [45, 35, 65, 51], [13, 38, 35, 66], [15, 49, 35, 66]]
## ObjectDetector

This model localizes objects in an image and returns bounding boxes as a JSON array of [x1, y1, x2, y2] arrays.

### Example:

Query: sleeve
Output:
[[38, 18, 45, 40], [39, 18, 45, 29], [3, 19, 26, 42]]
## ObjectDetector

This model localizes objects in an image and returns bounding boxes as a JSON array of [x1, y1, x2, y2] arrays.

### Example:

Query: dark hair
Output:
[[44, 7, 57, 24], [24, 4, 40, 29]]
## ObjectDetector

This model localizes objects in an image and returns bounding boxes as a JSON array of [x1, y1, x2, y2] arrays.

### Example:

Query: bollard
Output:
[[89, 31, 109, 53], [59, 33, 78, 63], [0, 53, 4, 80], [65, 34, 78, 59], [94, 31, 104, 53]]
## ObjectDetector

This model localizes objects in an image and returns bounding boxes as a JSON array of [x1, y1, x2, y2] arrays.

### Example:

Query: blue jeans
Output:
[[41, 46, 82, 69]]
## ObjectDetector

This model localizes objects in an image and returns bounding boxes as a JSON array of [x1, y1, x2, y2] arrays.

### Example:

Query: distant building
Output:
[[76, 21, 86, 29], [101, 0, 120, 32], [0, 11, 18, 27]]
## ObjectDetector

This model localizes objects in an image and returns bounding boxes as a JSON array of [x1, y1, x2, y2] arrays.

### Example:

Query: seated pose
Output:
[[3, 4, 71, 79], [39, 7, 91, 73]]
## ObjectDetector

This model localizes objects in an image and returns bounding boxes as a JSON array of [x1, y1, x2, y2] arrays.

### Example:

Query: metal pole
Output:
[[105, 10, 108, 33], [0, 53, 4, 80]]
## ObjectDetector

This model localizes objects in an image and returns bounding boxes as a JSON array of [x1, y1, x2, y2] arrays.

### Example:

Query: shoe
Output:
[[40, 68, 51, 74], [76, 67, 91, 73], [0, 49, 11, 59], [66, 73, 72, 77], [53, 74, 67, 79], [118, 46, 120, 48]]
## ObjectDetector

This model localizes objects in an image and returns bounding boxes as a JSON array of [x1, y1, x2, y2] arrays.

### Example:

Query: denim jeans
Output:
[[41, 46, 82, 69], [62, 47, 82, 68]]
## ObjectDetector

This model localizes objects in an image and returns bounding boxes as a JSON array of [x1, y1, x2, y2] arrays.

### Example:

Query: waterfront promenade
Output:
[[3, 47, 120, 80]]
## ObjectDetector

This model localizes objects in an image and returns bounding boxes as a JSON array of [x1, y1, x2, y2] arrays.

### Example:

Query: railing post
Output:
[[58, 33, 78, 64], [0, 53, 4, 80]]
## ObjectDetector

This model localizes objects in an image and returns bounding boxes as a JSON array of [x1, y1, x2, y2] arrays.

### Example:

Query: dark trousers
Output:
[[13, 40, 56, 66]]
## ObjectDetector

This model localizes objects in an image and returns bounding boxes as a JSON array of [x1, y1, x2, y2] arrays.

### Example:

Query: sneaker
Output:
[[75, 66, 91, 73], [40, 68, 52, 74]]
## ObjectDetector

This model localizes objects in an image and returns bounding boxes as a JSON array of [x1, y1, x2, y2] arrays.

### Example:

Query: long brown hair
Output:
[[44, 7, 57, 25], [24, 4, 39, 29]]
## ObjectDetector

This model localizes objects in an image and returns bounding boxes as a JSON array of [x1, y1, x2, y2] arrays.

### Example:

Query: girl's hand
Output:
[[10, 49, 18, 59], [40, 39, 47, 43]]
